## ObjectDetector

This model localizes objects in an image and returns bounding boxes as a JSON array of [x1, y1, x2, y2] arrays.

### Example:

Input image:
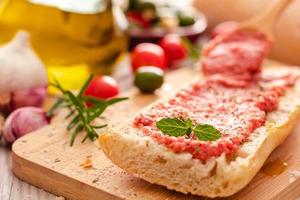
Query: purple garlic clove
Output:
[[11, 86, 47, 109], [3, 107, 49, 143]]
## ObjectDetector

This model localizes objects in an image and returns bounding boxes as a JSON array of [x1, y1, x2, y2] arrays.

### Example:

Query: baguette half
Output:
[[99, 68, 300, 198]]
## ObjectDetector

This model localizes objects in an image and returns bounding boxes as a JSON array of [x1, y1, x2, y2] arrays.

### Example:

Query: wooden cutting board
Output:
[[12, 63, 300, 200]]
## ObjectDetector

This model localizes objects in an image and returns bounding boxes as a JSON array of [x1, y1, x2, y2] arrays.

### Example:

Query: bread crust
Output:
[[99, 68, 300, 197]]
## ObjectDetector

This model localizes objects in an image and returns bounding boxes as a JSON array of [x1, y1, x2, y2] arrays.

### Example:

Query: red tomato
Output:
[[159, 34, 187, 66], [211, 21, 239, 38], [131, 43, 167, 72], [84, 76, 119, 101], [127, 11, 150, 28]]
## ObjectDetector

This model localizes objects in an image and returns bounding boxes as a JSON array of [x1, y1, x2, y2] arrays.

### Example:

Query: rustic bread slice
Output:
[[99, 68, 300, 198]]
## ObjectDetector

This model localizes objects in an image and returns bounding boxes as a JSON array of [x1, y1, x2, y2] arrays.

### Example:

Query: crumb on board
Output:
[[92, 177, 100, 184], [80, 156, 93, 168]]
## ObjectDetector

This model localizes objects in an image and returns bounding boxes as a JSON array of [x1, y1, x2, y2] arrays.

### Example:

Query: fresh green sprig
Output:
[[48, 75, 128, 146], [156, 118, 221, 141]]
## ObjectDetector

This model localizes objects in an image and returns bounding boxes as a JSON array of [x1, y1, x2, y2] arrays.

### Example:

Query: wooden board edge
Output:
[[11, 149, 122, 200]]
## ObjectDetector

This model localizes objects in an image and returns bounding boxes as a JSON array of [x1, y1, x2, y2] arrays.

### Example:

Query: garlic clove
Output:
[[11, 86, 47, 110], [3, 107, 49, 143], [0, 31, 48, 94]]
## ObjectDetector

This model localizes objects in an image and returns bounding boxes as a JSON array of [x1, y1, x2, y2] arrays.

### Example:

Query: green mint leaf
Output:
[[193, 124, 221, 141], [185, 119, 193, 135], [156, 118, 193, 137], [185, 119, 192, 127]]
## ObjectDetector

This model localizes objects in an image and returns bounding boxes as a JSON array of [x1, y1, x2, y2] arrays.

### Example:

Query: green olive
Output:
[[134, 66, 164, 93], [177, 12, 195, 27]]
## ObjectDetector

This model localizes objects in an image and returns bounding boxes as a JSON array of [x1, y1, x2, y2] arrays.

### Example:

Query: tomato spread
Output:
[[133, 30, 297, 161], [133, 73, 297, 161]]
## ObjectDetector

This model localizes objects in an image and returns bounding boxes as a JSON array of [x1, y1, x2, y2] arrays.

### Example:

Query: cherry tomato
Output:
[[131, 43, 167, 72], [84, 76, 119, 101], [159, 34, 187, 66], [211, 21, 239, 38], [127, 11, 150, 28]]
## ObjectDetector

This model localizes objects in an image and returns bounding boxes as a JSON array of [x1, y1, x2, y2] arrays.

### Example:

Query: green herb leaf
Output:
[[70, 123, 84, 146], [106, 97, 129, 106], [65, 109, 75, 119], [87, 104, 107, 122], [91, 124, 107, 129], [47, 98, 64, 117], [82, 96, 105, 105], [156, 118, 193, 137], [67, 115, 80, 130], [193, 124, 221, 141], [50, 78, 65, 93], [78, 74, 94, 97], [156, 117, 221, 142], [185, 119, 192, 135], [66, 91, 85, 111]]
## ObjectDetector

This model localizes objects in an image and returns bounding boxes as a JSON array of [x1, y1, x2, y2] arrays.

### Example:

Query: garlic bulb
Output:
[[2, 107, 49, 143], [0, 31, 48, 95], [0, 31, 48, 114]]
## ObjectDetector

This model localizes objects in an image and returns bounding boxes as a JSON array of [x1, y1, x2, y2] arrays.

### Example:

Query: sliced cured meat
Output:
[[202, 31, 271, 81]]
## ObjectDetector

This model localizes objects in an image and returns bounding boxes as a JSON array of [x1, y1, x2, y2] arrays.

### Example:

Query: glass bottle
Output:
[[0, 0, 128, 90]]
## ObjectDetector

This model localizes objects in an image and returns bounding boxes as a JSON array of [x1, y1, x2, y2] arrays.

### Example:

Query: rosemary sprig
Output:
[[47, 75, 128, 146]]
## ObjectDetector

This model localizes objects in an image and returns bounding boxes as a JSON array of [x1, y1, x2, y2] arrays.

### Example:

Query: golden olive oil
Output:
[[0, 0, 128, 90]]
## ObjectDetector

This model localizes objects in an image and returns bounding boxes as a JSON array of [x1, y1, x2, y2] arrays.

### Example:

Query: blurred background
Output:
[[0, 0, 204, 90], [0, 0, 300, 89], [0, 0, 299, 90]]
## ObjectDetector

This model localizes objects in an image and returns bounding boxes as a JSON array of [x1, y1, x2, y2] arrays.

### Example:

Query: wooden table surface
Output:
[[0, 58, 134, 200]]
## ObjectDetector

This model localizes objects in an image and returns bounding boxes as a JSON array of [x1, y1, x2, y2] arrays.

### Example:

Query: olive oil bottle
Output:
[[0, 0, 128, 90]]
